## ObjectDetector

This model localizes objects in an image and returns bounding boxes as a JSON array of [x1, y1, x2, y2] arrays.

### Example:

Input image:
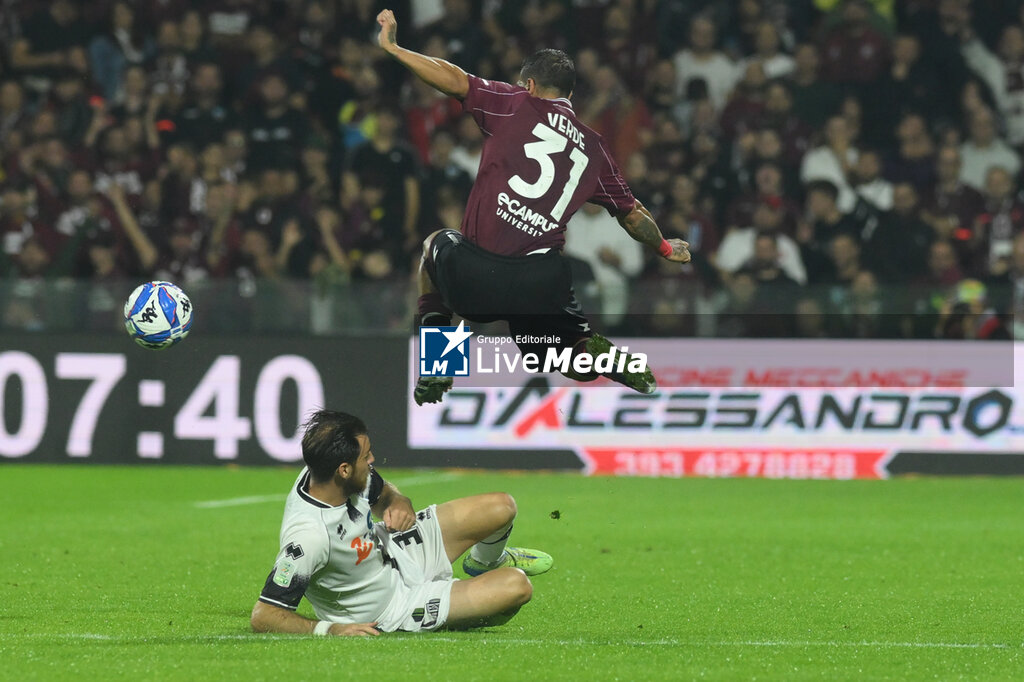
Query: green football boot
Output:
[[585, 333, 657, 394], [463, 547, 554, 577], [414, 376, 453, 405]]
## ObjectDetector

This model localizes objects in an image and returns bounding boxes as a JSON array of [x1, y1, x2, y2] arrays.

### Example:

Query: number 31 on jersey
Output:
[[508, 122, 589, 222]]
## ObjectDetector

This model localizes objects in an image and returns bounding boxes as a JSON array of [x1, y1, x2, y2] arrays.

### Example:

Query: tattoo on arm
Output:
[[621, 210, 664, 249]]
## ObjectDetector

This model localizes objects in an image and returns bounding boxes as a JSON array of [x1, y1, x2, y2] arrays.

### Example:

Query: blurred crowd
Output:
[[1, 0, 1023, 339]]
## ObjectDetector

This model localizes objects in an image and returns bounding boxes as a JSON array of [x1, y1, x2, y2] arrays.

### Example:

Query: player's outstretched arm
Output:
[[376, 9, 469, 99], [616, 200, 691, 263], [250, 601, 380, 637]]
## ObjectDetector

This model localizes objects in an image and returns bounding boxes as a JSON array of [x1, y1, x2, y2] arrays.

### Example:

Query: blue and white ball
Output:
[[124, 281, 193, 350]]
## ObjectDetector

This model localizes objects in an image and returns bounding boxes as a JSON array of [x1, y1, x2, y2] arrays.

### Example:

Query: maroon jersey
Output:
[[460, 74, 635, 256]]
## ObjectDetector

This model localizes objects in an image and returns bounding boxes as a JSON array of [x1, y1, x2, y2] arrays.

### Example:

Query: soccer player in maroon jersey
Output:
[[375, 10, 691, 405]]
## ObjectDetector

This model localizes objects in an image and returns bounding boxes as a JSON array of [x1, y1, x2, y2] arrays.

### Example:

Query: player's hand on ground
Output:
[[663, 238, 691, 263], [383, 500, 416, 532], [329, 622, 381, 637], [377, 10, 399, 53]]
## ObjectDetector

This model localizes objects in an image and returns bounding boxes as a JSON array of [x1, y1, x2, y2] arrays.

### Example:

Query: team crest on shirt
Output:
[[352, 536, 374, 565], [273, 558, 296, 587]]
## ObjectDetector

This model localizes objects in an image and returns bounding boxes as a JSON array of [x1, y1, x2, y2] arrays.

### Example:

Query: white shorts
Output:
[[374, 504, 454, 632]]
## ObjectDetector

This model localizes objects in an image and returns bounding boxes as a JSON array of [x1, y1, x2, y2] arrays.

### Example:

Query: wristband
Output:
[[313, 621, 332, 636], [658, 239, 673, 257]]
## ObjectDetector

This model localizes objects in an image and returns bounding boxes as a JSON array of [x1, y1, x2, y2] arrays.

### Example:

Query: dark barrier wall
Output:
[[0, 334, 419, 466]]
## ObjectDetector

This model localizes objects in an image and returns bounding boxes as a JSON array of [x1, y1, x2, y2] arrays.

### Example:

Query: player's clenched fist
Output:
[[664, 238, 691, 263], [377, 9, 398, 53]]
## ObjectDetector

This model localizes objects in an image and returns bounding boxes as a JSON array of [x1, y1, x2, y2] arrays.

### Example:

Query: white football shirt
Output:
[[257, 467, 404, 624]]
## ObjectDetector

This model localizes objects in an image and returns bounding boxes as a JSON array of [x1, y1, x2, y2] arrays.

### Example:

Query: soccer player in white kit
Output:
[[251, 410, 553, 636]]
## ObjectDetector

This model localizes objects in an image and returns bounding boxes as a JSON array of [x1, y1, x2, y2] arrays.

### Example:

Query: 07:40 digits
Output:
[[0, 352, 324, 460]]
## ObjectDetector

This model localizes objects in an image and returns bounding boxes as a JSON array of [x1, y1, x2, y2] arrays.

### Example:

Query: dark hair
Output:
[[805, 179, 839, 202], [301, 410, 366, 482], [520, 49, 575, 97]]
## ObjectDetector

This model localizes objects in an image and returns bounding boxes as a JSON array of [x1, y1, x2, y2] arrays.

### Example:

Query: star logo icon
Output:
[[439, 320, 473, 359]]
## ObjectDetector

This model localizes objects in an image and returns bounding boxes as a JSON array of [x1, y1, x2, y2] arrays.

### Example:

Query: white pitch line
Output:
[[192, 472, 462, 509], [194, 494, 284, 509], [1, 633, 1019, 650]]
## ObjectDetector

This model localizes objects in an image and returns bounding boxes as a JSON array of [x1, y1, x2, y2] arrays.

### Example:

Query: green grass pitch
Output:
[[2, 466, 1022, 681]]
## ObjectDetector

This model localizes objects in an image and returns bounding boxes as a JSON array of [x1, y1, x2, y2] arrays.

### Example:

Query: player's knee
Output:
[[422, 229, 447, 259], [493, 492, 517, 525], [510, 569, 532, 606], [494, 567, 531, 607]]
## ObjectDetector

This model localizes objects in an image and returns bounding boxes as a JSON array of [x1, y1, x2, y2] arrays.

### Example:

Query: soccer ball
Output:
[[123, 281, 193, 350]]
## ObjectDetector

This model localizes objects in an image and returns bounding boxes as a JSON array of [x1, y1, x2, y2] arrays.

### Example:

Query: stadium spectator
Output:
[[643, 60, 686, 126], [404, 74, 463, 165], [207, 0, 255, 41], [715, 201, 807, 285], [596, 4, 656, 93], [174, 63, 235, 151], [863, 33, 941, 150], [1, 178, 56, 252], [234, 24, 303, 107], [863, 182, 934, 282], [743, 20, 795, 79], [418, 129, 473, 239], [449, 114, 482, 180], [800, 179, 869, 284], [338, 175, 404, 277], [760, 80, 812, 168], [960, 24, 1024, 149], [299, 134, 333, 205], [739, 230, 803, 298], [719, 62, 767, 140], [819, 0, 891, 86], [673, 15, 740, 112], [713, 270, 760, 338], [851, 149, 894, 212], [565, 202, 644, 330], [983, 231, 1024, 337], [959, 106, 1021, 190], [832, 269, 904, 338], [580, 65, 652, 166], [89, 2, 155, 102], [663, 173, 719, 256], [794, 295, 830, 338], [971, 166, 1024, 277], [885, 112, 936, 192], [342, 105, 421, 255], [825, 232, 865, 287], [726, 162, 800, 238], [245, 73, 306, 172], [800, 115, 859, 212], [178, 9, 218, 66], [0, 80, 28, 143], [8, 0, 89, 93], [147, 19, 189, 102], [937, 279, 1011, 340], [788, 43, 843, 129], [422, 0, 487, 74], [922, 145, 985, 259]]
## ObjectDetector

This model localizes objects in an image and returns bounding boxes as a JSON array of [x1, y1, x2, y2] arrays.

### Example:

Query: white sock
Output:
[[469, 521, 513, 566]]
